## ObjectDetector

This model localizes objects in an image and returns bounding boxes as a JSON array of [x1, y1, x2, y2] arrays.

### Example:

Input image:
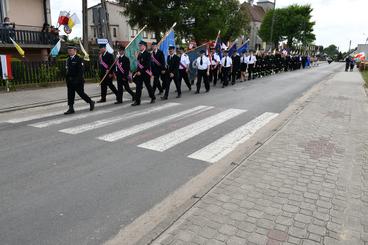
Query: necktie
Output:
[[224, 57, 227, 67], [200, 57, 203, 66]]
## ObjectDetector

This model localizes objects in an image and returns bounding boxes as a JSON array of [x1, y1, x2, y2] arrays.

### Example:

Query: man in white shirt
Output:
[[247, 50, 257, 80], [195, 50, 210, 93], [209, 47, 220, 86], [177, 47, 192, 91], [240, 51, 248, 82], [220, 49, 232, 87]]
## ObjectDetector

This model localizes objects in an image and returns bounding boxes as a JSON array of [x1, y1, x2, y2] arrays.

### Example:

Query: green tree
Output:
[[118, 0, 184, 41], [323, 44, 339, 58], [259, 4, 316, 49], [118, 0, 249, 45]]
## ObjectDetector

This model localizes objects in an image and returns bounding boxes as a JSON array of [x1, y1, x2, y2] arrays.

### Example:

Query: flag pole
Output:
[[157, 22, 177, 47], [98, 25, 147, 86], [214, 30, 221, 47]]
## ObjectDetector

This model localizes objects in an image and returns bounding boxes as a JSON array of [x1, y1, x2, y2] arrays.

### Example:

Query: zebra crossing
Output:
[[4, 102, 279, 163]]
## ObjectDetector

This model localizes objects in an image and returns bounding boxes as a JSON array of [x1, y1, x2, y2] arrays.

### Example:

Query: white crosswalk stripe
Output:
[[188, 112, 278, 163], [97, 105, 214, 142], [28, 103, 133, 128], [59, 102, 180, 135], [5, 98, 125, 124], [138, 108, 246, 152]]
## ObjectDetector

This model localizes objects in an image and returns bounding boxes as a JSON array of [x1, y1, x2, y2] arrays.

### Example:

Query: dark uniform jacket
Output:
[[166, 54, 180, 77], [231, 55, 241, 71], [137, 50, 151, 77], [99, 51, 115, 78], [151, 49, 165, 75], [66, 55, 84, 84], [115, 55, 130, 80]]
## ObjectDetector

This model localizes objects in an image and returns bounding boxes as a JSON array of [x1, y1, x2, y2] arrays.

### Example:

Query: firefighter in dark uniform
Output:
[[64, 45, 95, 115], [231, 51, 240, 85], [151, 42, 165, 95], [161, 45, 181, 100], [115, 45, 136, 103], [98, 44, 118, 103], [132, 40, 156, 106]]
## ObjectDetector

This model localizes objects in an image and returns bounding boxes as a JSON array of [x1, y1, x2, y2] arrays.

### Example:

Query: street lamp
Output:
[[270, 0, 277, 50]]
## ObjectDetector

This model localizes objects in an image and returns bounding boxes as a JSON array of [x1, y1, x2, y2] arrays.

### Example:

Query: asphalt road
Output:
[[0, 63, 342, 245]]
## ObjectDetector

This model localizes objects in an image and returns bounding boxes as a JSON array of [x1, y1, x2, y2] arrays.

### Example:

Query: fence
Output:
[[0, 59, 99, 89], [0, 28, 59, 45]]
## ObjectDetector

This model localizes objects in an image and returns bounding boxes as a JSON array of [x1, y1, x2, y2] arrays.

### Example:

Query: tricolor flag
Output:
[[50, 39, 61, 58], [9, 37, 25, 58], [68, 13, 80, 29], [58, 11, 70, 26], [0, 55, 13, 80]]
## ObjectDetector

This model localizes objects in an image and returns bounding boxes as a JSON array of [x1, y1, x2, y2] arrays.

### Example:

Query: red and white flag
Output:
[[58, 11, 70, 26], [0, 55, 13, 80]]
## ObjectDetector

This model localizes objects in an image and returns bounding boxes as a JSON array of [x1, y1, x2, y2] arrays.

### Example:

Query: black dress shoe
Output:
[[161, 96, 168, 100], [97, 99, 106, 103], [205, 90, 210, 93], [90, 101, 95, 111], [114, 101, 123, 104], [64, 108, 75, 115], [131, 102, 140, 106], [150, 98, 156, 104], [195, 91, 200, 94]]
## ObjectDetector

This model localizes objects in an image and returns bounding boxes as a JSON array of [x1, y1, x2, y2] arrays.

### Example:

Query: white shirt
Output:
[[248, 55, 257, 64], [210, 53, 220, 65], [220, 56, 232, 68], [196, 55, 210, 70], [240, 55, 249, 64], [179, 54, 190, 70]]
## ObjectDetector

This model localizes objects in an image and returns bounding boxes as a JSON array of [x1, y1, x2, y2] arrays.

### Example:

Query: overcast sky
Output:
[[50, 0, 368, 51]]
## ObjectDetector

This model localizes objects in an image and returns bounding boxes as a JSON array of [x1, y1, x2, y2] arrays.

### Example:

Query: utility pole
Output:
[[82, 0, 89, 51], [101, 0, 111, 42], [348, 40, 351, 53], [269, 0, 277, 50]]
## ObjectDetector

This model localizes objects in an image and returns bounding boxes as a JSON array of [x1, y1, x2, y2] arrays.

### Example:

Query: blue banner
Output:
[[237, 43, 248, 54], [160, 31, 176, 62], [186, 44, 208, 81]]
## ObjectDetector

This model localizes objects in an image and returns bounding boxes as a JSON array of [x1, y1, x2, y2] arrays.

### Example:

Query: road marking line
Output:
[[188, 112, 279, 163], [138, 108, 246, 152], [97, 105, 214, 142], [59, 103, 180, 135], [28, 104, 132, 128]]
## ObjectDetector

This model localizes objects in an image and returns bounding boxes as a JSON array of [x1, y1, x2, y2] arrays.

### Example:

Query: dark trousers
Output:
[[163, 74, 180, 98], [222, 67, 230, 86], [152, 73, 164, 94], [196, 69, 210, 92], [117, 76, 136, 102], [135, 74, 155, 103], [209, 66, 218, 85], [248, 64, 255, 80], [231, 68, 239, 85], [100, 75, 118, 100], [179, 69, 191, 90], [67, 81, 92, 106], [345, 63, 349, 71]]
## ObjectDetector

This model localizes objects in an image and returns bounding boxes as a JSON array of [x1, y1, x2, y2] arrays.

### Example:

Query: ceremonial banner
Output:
[[187, 44, 208, 81], [125, 32, 143, 72], [160, 31, 176, 62]]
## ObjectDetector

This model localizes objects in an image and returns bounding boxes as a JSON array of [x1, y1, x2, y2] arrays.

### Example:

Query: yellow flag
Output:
[[9, 37, 25, 57]]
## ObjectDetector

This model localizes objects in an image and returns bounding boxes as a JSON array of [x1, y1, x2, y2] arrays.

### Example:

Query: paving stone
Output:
[[218, 224, 237, 236], [247, 233, 268, 244], [294, 214, 313, 224], [267, 229, 288, 241]]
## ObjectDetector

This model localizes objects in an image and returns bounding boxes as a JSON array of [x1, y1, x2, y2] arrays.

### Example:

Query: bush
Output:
[[37, 64, 60, 87]]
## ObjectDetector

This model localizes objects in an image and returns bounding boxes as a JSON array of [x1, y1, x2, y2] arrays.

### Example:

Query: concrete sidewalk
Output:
[[0, 83, 103, 112], [151, 70, 368, 245]]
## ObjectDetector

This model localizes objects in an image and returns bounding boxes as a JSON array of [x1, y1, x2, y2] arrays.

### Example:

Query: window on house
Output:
[[151, 32, 156, 39], [113, 28, 117, 38], [93, 27, 96, 38], [143, 31, 148, 38]]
